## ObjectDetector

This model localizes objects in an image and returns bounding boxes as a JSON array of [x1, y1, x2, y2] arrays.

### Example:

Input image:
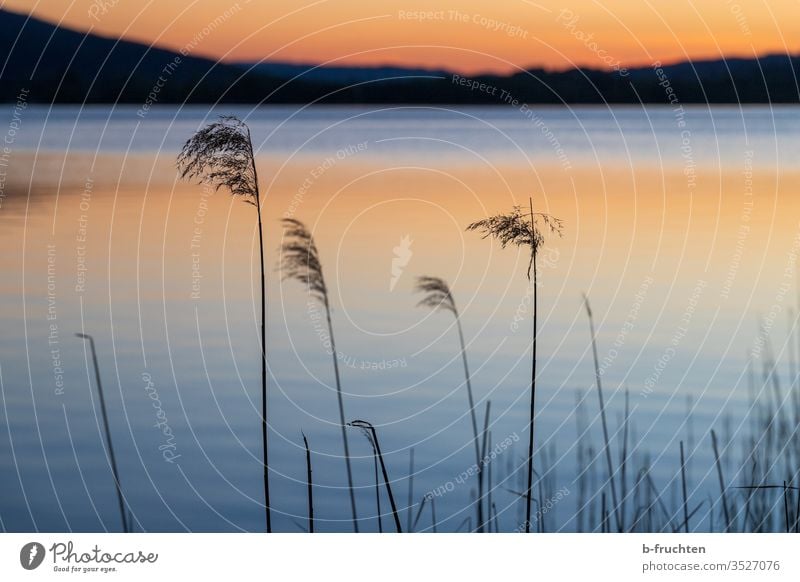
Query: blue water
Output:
[[1, 105, 798, 532], [11, 104, 800, 168]]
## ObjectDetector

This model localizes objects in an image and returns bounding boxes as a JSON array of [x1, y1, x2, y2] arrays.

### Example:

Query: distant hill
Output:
[[0, 8, 329, 104], [1, 8, 798, 104], [233, 62, 449, 85]]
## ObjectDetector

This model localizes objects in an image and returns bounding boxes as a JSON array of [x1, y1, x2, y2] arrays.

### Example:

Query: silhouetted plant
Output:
[[177, 116, 273, 532], [76, 333, 129, 533], [411, 493, 438, 532], [357, 423, 383, 532], [487, 430, 496, 532], [620, 389, 630, 530], [467, 198, 563, 533], [411, 494, 429, 532], [414, 275, 484, 529], [302, 431, 314, 533], [406, 447, 414, 533], [711, 429, 732, 532], [349, 420, 402, 532], [680, 441, 690, 533], [477, 400, 491, 533], [455, 515, 472, 532], [583, 294, 622, 532], [430, 493, 438, 532], [280, 218, 359, 532]]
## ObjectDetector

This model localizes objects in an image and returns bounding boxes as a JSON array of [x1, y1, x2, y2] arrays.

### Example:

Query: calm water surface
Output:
[[1, 105, 799, 532]]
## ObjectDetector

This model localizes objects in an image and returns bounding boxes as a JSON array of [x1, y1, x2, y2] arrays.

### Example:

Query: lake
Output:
[[2, 104, 799, 532]]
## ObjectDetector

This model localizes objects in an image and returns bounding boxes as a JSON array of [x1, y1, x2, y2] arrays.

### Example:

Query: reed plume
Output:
[[467, 198, 563, 533], [414, 275, 483, 529], [177, 116, 273, 532], [280, 218, 359, 532]]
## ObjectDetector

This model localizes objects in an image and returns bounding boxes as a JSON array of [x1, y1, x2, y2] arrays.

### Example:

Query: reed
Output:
[[575, 390, 589, 532], [645, 472, 673, 532], [620, 389, 630, 530], [411, 493, 438, 533], [414, 276, 483, 528], [710, 429, 732, 532], [76, 333, 129, 533], [680, 441, 689, 533], [301, 432, 314, 533], [467, 198, 563, 533], [487, 430, 494, 533], [349, 420, 402, 532], [601, 492, 607, 533], [582, 294, 621, 532], [477, 401, 491, 532], [675, 502, 704, 533], [406, 448, 414, 533], [280, 218, 359, 532], [411, 494, 428, 532], [177, 117, 272, 532], [360, 425, 383, 532], [430, 494, 438, 532], [795, 483, 800, 533], [784, 481, 790, 533]]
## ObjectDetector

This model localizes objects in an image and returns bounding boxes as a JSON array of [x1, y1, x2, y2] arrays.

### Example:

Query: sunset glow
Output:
[[4, 0, 799, 73]]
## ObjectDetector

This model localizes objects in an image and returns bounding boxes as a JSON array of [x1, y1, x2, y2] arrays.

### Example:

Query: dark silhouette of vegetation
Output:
[[583, 294, 622, 532], [75, 333, 129, 533], [358, 424, 383, 532], [26, 107, 800, 536], [414, 275, 484, 530], [411, 494, 428, 532], [349, 420, 402, 532], [302, 432, 314, 533], [406, 447, 414, 533], [280, 218, 359, 532], [477, 401, 491, 532], [411, 493, 438, 533], [711, 429, 731, 532], [680, 441, 690, 532], [467, 198, 563, 533], [177, 116, 273, 532], [5, 10, 800, 105]]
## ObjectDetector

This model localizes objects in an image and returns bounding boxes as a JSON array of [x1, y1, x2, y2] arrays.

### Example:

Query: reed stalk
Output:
[[414, 276, 482, 526], [710, 429, 731, 532], [302, 431, 314, 533], [281, 219, 359, 532], [680, 441, 689, 533], [406, 448, 414, 532], [583, 294, 622, 532], [76, 333, 128, 533], [349, 420, 401, 532], [467, 198, 562, 533], [177, 117, 272, 531], [477, 401, 491, 532]]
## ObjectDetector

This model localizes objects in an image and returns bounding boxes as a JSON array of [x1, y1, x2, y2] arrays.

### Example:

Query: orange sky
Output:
[[3, 0, 798, 74]]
